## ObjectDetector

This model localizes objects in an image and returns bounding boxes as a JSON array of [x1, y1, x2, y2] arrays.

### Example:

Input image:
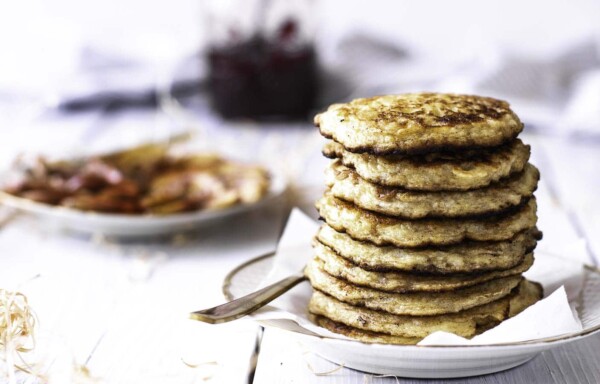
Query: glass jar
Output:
[[204, 0, 318, 120]]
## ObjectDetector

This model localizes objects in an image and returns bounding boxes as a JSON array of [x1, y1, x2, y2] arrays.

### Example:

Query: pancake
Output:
[[304, 260, 522, 316], [317, 193, 538, 247], [314, 239, 535, 292], [315, 93, 523, 155], [327, 161, 539, 218], [317, 224, 540, 274], [308, 279, 543, 343], [322, 139, 530, 190], [310, 315, 422, 344]]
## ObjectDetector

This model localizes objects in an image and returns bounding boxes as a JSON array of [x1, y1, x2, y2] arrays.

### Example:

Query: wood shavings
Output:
[[91, 233, 109, 246], [302, 350, 344, 376], [171, 233, 191, 247], [128, 251, 168, 282], [0, 289, 36, 384], [363, 374, 401, 383], [72, 364, 104, 384], [180, 358, 218, 381], [0, 286, 101, 384], [0, 209, 19, 229], [180, 358, 218, 369], [372, 374, 400, 384]]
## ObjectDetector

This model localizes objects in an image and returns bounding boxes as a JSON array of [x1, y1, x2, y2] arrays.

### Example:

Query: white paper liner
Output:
[[250, 209, 584, 345]]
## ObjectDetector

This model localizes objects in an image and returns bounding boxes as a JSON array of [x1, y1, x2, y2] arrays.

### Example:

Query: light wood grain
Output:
[[253, 328, 600, 384]]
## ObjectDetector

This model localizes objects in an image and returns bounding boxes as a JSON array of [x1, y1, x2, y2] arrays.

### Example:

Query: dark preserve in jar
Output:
[[207, 20, 318, 120]]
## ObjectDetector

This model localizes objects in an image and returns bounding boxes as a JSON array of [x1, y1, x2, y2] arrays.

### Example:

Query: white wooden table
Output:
[[254, 328, 600, 384], [1, 110, 599, 383]]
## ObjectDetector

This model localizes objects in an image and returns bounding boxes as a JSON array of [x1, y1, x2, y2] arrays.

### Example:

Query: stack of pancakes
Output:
[[306, 93, 543, 344]]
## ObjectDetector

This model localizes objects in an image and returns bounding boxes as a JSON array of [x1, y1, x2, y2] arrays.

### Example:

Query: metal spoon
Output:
[[189, 273, 306, 324]]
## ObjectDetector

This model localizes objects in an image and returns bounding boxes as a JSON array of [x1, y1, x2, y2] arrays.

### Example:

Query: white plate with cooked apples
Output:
[[0, 147, 287, 237]]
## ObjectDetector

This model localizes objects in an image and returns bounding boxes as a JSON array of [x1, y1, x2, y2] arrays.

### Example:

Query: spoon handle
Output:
[[190, 274, 306, 324]]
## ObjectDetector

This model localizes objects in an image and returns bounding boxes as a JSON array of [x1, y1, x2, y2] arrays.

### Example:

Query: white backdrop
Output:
[[1, 0, 599, 92]]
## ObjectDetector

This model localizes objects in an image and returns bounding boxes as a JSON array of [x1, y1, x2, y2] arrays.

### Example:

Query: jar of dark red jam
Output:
[[205, 0, 318, 120]]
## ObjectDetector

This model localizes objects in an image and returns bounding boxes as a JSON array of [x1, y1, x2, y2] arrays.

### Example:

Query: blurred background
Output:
[[1, 0, 599, 216], [2, 0, 599, 124]]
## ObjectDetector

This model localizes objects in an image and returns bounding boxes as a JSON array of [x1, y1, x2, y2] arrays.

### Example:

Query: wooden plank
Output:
[[254, 328, 600, 384], [0, 202, 285, 382]]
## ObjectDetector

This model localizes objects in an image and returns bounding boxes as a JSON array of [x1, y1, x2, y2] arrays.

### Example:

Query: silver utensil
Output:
[[189, 273, 306, 324]]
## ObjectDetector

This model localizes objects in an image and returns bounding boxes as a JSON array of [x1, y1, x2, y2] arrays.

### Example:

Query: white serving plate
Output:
[[223, 253, 600, 379], [0, 168, 287, 237]]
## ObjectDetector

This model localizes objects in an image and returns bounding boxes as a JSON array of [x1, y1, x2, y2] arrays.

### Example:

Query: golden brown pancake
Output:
[[317, 193, 538, 247], [313, 240, 535, 292], [316, 224, 540, 274], [311, 315, 422, 344], [315, 93, 523, 155], [317, 224, 540, 274], [322, 139, 530, 190], [305, 260, 522, 316], [308, 279, 543, 343], [326, 161, 539, 218]]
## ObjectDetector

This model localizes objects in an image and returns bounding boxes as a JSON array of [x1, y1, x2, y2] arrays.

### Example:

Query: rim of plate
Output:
[[222, 251, 600, 349], [0, 166, 287, 222]]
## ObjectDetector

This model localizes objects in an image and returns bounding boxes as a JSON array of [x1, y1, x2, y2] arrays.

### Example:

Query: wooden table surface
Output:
[[1, 110, 599, 383], [254, 328, 600, 384]]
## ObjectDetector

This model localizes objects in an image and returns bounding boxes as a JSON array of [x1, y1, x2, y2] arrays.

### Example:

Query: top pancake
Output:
[[315, 93, 523, 155]]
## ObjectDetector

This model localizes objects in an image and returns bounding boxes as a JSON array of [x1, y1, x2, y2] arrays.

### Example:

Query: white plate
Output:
[[223, 253, 600, 379], [0, 168, 287, 237]]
